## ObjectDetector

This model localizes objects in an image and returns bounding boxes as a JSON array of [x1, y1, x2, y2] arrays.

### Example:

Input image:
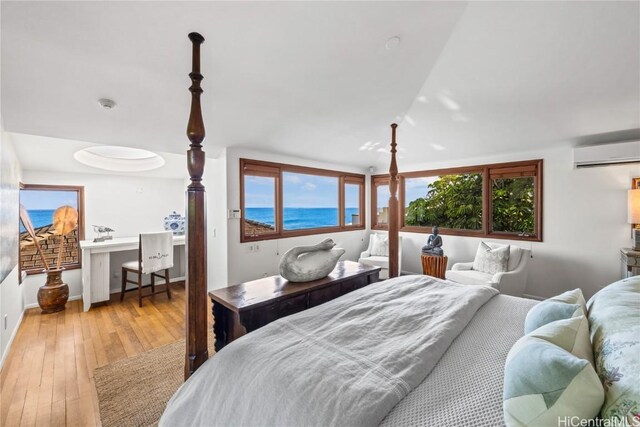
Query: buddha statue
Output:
[[421, 226, 444, 256]]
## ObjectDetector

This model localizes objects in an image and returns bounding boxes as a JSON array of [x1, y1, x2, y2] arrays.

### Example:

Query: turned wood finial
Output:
[[389, 123, 398, 181], [187, 32, 206, 190]]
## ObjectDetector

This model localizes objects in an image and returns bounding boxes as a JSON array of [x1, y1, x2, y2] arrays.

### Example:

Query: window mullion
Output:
[[483, 167, 490, 235], [276, 173, 283, 237], [339, 176, 345, 228]]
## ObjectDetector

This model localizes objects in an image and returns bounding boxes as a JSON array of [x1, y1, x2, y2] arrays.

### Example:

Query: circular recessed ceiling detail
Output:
[[73, 146, 165, 171]]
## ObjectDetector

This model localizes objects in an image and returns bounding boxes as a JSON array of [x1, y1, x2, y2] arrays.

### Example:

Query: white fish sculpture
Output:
[[279, 238, 345, 282]]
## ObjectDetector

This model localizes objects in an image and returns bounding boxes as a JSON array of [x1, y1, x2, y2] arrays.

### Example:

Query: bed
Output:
[[173, 32, 537, 426], [162, 274, 536, 426]]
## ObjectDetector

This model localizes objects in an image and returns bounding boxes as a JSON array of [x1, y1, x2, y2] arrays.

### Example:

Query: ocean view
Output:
[[246, 207, 359, 230], [20, 209, 55, 232]]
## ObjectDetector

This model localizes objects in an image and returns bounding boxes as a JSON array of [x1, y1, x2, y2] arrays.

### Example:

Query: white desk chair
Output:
[[120, 231, 174, 307], [358, 233, 402, 279]]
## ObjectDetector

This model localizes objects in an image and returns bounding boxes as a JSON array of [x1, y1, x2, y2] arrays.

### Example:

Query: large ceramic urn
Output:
[[37, 268, 69, 314]]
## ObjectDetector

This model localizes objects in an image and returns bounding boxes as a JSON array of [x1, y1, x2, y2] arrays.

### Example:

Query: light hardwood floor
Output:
[[0, 282, 205, 426]]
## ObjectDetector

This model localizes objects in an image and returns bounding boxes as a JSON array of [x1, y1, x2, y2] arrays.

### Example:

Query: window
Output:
[[243, 168, 278, 237], [371, 159, 542, 241], [241, 159, 365, 241], [19, 184, 85, 274], [344, 179, 363, 227], [489, 164, 538, 237], [371, 177, 390, 229], [283, 172, 339, 230], [404, 173, 483, 231]]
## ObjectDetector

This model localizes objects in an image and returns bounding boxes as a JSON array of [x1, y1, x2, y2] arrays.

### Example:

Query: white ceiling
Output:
[[2, 1, 639, 171], [391, 1, 640, 168], [10, 133, 187, 179]]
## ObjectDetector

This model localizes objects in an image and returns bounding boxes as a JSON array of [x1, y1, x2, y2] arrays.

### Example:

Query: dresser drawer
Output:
[[241, 303, 278, 332], [309, 285, 342, 307], [277, 294, 309, 318], [341, 275, 368, 294]]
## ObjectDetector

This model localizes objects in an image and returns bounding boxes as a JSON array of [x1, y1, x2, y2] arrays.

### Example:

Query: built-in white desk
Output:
[[80, 235, 186, 311]]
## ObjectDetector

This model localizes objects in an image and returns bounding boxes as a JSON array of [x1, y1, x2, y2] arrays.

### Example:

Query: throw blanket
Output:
[[141, 231, 173, 274], [160, 275, 498, 427]]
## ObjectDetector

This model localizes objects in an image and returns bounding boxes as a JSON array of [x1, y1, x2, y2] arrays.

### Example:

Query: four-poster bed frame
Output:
[[183, 33, 401, 378], [185, 32, 209, 379]]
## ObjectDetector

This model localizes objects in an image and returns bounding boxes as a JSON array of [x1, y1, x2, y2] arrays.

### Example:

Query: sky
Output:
[[376, 176, 438, 209], [244, 172, 360, 209], [404, 176, 438, 206], [20, 189, 78, 210], [244, 176, 275, 208]]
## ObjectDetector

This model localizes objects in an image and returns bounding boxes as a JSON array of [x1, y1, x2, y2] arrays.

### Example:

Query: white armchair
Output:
[[445, 243, 530, 297], [358, 234, 402, 279]]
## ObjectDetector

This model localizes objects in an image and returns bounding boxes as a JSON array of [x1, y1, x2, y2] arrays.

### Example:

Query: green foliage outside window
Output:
[[492, 177, 535, 234], [405, 173, 483, 230], [405, 174, 535, 234]]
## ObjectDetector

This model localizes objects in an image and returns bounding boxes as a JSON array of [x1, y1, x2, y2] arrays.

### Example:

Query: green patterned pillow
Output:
[[587, 277, 640, 425], [504, 327, 604, 426], [524, 301, 581, 334]]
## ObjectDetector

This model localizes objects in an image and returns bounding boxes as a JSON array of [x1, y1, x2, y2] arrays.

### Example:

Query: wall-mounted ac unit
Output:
[[573, 140, 640, 168]]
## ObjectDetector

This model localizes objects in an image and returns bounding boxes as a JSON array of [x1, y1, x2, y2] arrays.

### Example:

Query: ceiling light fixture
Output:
[[74, 145, 165, 172], [98, 98, 116, 110], [385, 36, 401, 50]]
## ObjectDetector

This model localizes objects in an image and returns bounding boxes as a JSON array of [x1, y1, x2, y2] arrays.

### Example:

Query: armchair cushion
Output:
[[473, 241, 510, 274], [451, 262, 474, 271], [370, 234, 389, 257], [357, 256, 389, 269]]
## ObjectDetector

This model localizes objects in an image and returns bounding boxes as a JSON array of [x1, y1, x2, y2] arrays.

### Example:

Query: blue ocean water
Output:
[[19, 209, 55, 232], [246, 207, 360, 230]]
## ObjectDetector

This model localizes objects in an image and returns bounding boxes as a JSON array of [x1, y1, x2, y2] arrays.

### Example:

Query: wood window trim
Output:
[[371, 159, 543, 242], [240, 159, 366, 243], [20, 183, 86, 275]]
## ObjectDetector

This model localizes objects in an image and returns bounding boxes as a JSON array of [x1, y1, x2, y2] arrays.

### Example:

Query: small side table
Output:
[[620, 248, 640, 279], [421, 254, 448, 279]]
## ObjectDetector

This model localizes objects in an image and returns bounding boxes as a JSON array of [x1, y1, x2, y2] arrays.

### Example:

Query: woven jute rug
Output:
[[94, 338, 215, 427]]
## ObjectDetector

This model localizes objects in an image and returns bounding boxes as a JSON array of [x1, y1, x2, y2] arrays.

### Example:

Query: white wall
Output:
[[224, 148, 370, 286], [394, 146, 639, 299], [20, 170, 185, 306], [0, 127, 24, 367], [204, 155, 229, 290]]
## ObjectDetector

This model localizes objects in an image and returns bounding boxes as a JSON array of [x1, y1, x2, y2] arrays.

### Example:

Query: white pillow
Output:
[[473, 242, 510, 275], [370, 234, 389, 257]]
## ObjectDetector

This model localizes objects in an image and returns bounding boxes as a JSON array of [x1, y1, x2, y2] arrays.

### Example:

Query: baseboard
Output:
[[523, 293, 545, 301], [23, 294, 82, 310], [0, 309, 24, 370]]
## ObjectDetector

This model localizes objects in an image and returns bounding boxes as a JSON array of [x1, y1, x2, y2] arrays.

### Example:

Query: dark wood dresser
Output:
[[209, 260, 380, 351]]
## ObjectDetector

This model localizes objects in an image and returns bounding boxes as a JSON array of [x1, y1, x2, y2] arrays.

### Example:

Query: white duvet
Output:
[[160, 275, 498, 427]]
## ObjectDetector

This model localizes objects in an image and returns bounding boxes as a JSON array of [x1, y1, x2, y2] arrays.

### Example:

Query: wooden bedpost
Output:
[[388, 123, 399, 278], [185, 32, 209, 380]]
